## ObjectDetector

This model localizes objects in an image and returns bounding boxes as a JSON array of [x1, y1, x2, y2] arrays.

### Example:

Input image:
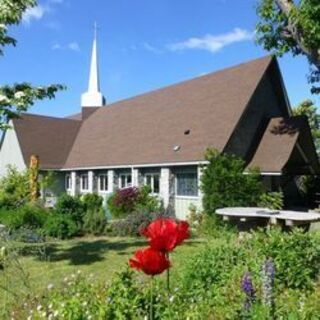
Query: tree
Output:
[[200, 149, 263, 215], [292, 99, 320, 154], [0, 0, 64, 130], [256, 0, 320, 94]]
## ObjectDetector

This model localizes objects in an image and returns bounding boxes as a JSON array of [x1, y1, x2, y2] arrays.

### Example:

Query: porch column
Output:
[[132, 168, 139, 187], [88, 170, 94, 193], [160, 168, 170, 209], [197, 165, 203, 210], [70, 171, 77, 196], [108, 170, 115, 193]]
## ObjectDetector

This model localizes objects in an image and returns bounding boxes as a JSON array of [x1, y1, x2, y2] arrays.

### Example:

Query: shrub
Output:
[[82, 208, 108, 235], [82, 193, 103, 212], [107, 187, 140, 218], [258, 192, 284, 210], [107, 186, 162, 219], [55, 193, 85, 226], [201, 148, 263, 215], [247, 228, 320, 290], [0, 166, 30, 209], [110, 210, 162, 237], [0, 204, 48, 230], [43, 213, 79, 239]]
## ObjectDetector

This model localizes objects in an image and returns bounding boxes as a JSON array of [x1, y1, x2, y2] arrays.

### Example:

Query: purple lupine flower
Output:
[[241, 272, 256, 312], [261, 258, 275, 308]]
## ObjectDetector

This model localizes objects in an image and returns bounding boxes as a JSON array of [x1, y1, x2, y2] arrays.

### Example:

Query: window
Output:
[[65, 174, 72, 190], [98, 174, 108, 192], [176, 172, 198, 197], [80, 173, 89, 191], [119, 173, 132, 189], [145, 173, 160, 194]]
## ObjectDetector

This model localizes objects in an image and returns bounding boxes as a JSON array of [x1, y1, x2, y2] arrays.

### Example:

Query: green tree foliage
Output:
[[0, 0, 64, 129], [201, 149, 263, 215], [0, 166, 30, 208], [256, 0, 320, 93], [292, 99, 320, 153]]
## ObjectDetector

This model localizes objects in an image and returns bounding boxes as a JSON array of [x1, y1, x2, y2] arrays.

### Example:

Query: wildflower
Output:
[[241, 272, 256, 312], [36, 305, 42, 312], [261, 258, 275, 307], [129, 247, 170, 275], [47, 284, 54, 290], [169, 295, 175, 303]]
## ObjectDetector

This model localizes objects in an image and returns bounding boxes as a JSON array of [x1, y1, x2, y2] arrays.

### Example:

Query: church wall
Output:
[[0, 122, 26, 177]]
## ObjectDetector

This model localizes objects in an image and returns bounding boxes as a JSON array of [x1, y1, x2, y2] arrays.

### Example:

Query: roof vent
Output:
[[184, 129, 190, 135], [173, 145, 181, 152]]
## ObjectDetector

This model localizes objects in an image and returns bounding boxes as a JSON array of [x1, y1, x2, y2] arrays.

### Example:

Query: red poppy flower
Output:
[[141, 218, 190, 252], [176, 220, 190, 246], [129, 247, 170, 275]]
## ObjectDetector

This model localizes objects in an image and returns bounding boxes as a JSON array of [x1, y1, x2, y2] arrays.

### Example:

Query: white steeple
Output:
[[81, 23, 105, 107]]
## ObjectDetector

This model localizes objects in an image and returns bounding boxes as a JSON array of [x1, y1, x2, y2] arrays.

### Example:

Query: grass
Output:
[[0, 236, 206, 315]]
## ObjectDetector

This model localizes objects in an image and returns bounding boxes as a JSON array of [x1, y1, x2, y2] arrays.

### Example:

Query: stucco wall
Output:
[[0, 123, 26, 176]]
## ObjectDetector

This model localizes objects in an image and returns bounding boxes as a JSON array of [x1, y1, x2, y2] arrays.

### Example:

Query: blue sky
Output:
[[0, 0, 318, 118]]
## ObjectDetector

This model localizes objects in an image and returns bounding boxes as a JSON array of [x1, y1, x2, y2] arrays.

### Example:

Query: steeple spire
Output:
[[81, 22, 105, 107]]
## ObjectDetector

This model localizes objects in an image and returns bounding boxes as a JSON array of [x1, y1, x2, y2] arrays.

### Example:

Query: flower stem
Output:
[[150, 276, 154, 320], [166, 252, 170, 292]]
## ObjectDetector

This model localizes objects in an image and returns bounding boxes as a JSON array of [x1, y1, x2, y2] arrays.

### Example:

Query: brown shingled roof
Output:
[[247, 116, 308, 173], [64, 56, 273, 169], [13, 114, 81, 169]]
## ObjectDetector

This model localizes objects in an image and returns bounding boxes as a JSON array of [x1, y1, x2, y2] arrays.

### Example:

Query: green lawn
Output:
[[0, 236, 206, 314]]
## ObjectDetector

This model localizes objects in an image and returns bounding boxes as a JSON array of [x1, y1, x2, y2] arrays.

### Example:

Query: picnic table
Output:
[[216, 207, 320, 230]]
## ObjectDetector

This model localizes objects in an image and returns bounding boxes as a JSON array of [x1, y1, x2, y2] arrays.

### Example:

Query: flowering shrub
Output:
[[107, 186, 162, 219]]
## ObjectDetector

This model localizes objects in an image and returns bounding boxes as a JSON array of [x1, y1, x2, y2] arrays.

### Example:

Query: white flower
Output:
[[36, 305, 42, 311], [48, 303, 53, 309], [0, 24, 6, 30], [14, 91, 25, 99], [27, 316, 32, 320], [0, 95, 9, 103], [53, 311, 59, 317], [47, 284, 54, 290], [169, 295, 175, 303]]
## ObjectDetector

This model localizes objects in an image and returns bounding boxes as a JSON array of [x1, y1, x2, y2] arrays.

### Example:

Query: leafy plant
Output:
[[0, 166, 30, 209], [201, 148, 263, 215], [107, 186, 163, 219], [0, 204, 48, 230], [258, 192, 284, 210], [43, 213, 78, 239], [55, 193, 85, 226], [110, 210, 161, 237], [82, 208, 108, 235]]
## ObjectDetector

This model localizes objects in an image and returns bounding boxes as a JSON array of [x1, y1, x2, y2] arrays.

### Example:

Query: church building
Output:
[[0, 33, 319, 218]]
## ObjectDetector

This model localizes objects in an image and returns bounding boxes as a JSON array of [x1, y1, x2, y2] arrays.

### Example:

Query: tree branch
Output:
[[275, 0, 320, 69]]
